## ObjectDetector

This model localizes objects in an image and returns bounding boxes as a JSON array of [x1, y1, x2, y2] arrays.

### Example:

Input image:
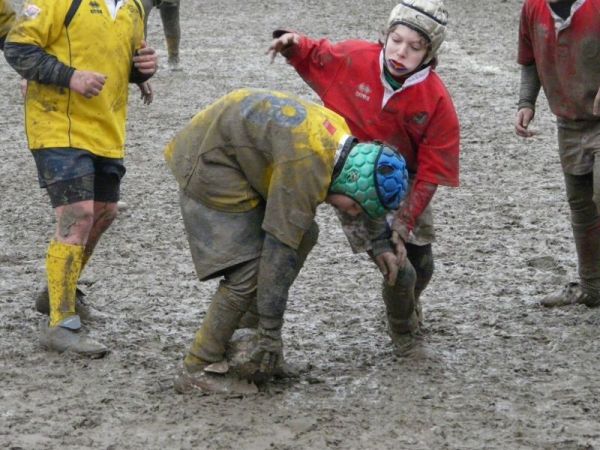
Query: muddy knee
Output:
[[382, 261, 417, 323]]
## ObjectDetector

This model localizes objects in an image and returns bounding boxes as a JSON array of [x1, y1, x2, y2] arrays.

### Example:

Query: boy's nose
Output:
[[396, 44, 408, 58]]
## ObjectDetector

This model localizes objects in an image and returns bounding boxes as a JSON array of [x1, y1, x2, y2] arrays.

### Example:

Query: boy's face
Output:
[[384, 24, 429, 77], [325, 194, 363, 217]]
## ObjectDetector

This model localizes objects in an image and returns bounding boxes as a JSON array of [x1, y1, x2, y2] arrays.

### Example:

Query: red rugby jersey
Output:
[[287, 36, 460, 187], [518, 0, 600, 120]]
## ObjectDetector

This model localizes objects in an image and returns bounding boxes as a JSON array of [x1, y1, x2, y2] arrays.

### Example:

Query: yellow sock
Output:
[[47, 240, 84, 327]]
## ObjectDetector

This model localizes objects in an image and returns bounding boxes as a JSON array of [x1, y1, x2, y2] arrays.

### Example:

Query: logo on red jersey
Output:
[[355, 83, 372, 102]]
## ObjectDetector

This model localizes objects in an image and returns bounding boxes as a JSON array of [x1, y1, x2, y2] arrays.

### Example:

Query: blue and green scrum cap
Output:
[[329, 140, 409, 218]]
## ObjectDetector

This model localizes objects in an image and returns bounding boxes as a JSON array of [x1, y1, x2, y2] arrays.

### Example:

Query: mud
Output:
[[2, 0, 600, 448]]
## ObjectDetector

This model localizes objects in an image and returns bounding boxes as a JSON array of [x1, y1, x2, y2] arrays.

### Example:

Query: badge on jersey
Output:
[[22, 3, 41, 19]]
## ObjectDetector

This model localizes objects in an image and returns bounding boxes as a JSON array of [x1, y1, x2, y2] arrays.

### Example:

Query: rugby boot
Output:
[[541, 282, 600, 308], [387, 315, 420, 357], [272, 359, 308, 380], [167, 53, 180, 71], [35, 286, 101, 322], [39, 317, 108, 358], [173, 361, 258, 395]]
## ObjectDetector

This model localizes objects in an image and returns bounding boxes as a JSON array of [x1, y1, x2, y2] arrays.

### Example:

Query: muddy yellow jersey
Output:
[[165, 88, 352, 249], [0, 0, 16, 44], [7, 0, 145, 157]]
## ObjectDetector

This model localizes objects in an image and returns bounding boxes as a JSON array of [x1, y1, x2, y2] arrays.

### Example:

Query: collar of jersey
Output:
[[379, 51, 431, 108]]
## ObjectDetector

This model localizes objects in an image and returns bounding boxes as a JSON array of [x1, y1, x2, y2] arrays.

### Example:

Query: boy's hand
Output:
[[374, 251, 400, 286], [515, 107, 536, 138], [134, 41, 158, 75], [20, 78, 27, 98], [266, 32, 300, 63], [69, 70, 107, 98], [250, 327, 283, 374], [137, 81, 153, 105]]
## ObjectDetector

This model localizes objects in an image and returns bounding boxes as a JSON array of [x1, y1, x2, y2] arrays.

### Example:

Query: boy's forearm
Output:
[[256, 233, 300, 331], [518, 63, 541, 111], [393, 180, 437, 242], [4, 42, 74, 87]]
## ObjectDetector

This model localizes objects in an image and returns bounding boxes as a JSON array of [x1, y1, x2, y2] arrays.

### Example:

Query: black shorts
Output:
[[31, 148, 126, 208]]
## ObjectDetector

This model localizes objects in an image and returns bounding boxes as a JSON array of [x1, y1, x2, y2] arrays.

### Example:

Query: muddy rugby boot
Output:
[[390, 331, 420, 357], [167, 54, 181, 71], [173, 362, 258, 396], [540, 282, 600, 308], [387, 314, 421, 357], [39, 317, 108, 358], [35, 286, 105, 322]]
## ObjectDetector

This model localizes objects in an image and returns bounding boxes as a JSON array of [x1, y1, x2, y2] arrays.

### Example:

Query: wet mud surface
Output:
[[2, 0, 600, 448]]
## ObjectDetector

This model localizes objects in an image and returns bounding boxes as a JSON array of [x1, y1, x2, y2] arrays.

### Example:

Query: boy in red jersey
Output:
[[268, 0, 460, 353], [515, 0, 600, 308]]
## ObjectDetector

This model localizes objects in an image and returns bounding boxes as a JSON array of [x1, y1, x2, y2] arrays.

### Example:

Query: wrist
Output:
[[392, 223, 410, 243], [517, 102, 535, 112], [61, 66, 76, 88]]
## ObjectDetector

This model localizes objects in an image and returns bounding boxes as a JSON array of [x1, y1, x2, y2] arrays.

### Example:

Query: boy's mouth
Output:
[[387, 59, 407, 71]]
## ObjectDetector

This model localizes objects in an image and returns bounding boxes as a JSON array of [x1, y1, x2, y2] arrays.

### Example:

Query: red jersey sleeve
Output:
[[517, 1, 535, 66], [415, 92, 460, 187], [286, 35, 348, 98]]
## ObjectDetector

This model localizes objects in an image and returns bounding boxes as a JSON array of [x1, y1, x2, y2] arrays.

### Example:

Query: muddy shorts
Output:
[[179, 190, 265, 281], [397, 202, 435, 246], [32, 148, 126, 207], [557, 118, 600, 175]]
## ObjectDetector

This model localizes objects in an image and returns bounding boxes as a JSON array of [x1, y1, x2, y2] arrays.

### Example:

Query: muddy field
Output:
[[2, 0, 600, 448]]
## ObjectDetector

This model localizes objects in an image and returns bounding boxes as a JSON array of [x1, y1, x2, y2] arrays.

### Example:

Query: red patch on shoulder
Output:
[[323, 119, 336, 135]]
